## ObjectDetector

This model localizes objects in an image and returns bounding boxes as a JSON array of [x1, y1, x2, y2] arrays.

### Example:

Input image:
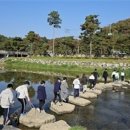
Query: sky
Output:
[[0, 0, 130, 39]]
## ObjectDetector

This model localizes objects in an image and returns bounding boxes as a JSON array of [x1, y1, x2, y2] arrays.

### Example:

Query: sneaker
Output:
[[37, 108, 40, 112], [5, 119, 10, 125], [62, 99, 66, 102], [59, 103, 62, 106], [20, 113, 26, 116]]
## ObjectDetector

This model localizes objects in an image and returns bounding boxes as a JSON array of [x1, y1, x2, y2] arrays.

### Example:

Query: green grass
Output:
[[5, 59, 94, 76], [23, 56, 130, 63], [4, 57, 130, 79], [69, 126, 86, 130]]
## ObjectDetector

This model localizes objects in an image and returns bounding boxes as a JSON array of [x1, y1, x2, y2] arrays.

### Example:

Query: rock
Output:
[[94, 83, 106, 90], [80, 92, 97, 99], [101, 83, 114, 90], [112, 83, 122, 88], [50, 102, 75, 115], [2, 125, 21, 130], [40, 120, 71, 130], [19, 108, 55, 128], [122, 86, 128, 89], [68, 96, 91, 106], [121, 81, 129, 86], [86, 88, 102, 95]]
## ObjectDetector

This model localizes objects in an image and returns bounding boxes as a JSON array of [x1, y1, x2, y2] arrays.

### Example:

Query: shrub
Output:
[[69, 126, 86, 130]]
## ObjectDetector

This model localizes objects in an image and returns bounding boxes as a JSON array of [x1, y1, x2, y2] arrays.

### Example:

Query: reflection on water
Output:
[[0, 71, 130, 130]]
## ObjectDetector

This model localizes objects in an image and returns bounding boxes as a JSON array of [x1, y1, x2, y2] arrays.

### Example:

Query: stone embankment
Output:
[[10, 58, 130, 68]]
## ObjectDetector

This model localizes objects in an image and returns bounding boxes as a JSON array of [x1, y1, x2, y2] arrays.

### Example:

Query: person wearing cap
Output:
[[37, 80, 47, 112], [0, 84, 15, 125], [16, 80, 31, 115]]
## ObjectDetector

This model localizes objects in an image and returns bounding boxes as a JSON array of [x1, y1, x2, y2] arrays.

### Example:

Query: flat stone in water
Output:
[[86, 88, 102, 95], [19, 108, 55, 128], [68, 96, 91, 106], [80, 92, 97, 99], [50, 102, 75, 115], [40, 120, 71, 130]]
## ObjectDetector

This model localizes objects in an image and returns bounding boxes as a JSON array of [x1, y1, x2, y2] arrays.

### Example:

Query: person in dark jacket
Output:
[[93, 69, 99, 85], [53, 78, 62, 105], [102, 68, 108, 84], [37, 80, 46, 112], [80, 74, 88, 93]]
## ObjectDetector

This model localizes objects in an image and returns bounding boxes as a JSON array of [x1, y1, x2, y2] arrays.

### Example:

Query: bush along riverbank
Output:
[[3, 57, 130, 80]]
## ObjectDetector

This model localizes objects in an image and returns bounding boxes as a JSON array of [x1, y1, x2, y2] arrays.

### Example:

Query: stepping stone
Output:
[[2, 125, 21, 130], [122, 86, 128, 89], [40, 120, 71, 130], [121, 81, 129, 86], [95, 83, 106, 90], [19, 108, 55, 128], [86, 88, 102, 95], [68, 96, 91, 106], [104, 83, 114, 89], [50, 102, 75, 114], [112, 83, 122, 87], [80, 92, 97, 99]]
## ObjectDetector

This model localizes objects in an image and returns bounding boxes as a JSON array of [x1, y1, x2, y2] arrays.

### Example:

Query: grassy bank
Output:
[[4, 57, 130, 79], [69, 126, 86, 130], [29, 56, 130, 63], [5, 58, 96, 76]]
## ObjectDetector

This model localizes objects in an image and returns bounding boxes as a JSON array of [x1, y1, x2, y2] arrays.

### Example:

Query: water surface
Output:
[[0, 71, 130, 130]]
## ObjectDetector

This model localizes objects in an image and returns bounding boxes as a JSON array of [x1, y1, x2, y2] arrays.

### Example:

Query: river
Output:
[[0, 71, 130, 130]]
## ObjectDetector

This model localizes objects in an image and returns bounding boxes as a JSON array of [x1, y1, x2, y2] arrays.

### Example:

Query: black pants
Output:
[[2, 107, 10, 125], [74, 89, 79, 97], [18, 98, 26, 114], [121, 76, 124, 81], [53, 92, 61, 103], [103, 77, 107, 84], [112, 75, 116, 82], [39, 99, 45, 111], [89, 79, 95, 88]]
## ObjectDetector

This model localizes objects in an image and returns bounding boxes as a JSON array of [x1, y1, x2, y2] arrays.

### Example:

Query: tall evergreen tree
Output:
[[47, 11, 62, 56], [80, 15, 100, 57]]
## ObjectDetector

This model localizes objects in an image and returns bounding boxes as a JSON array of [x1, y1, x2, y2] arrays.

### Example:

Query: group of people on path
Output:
[[0, 68, 125, 126], [0, 81, 31, 125], [0, 78, 69, 126], [111, 69, 125, 82]]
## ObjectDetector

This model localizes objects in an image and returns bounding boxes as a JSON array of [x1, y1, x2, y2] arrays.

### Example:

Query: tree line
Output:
[[0, 11, 130, 57]]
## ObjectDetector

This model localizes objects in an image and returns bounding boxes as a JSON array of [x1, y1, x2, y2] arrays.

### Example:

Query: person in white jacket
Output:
[[0, 83, 14, 125], [16, 80, 31, 115], [73, 75, 81, 98]]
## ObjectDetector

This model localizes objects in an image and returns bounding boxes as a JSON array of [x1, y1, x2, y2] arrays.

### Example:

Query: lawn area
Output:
[[4, 57, 130, 79], [27, 56, 130, 63]]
